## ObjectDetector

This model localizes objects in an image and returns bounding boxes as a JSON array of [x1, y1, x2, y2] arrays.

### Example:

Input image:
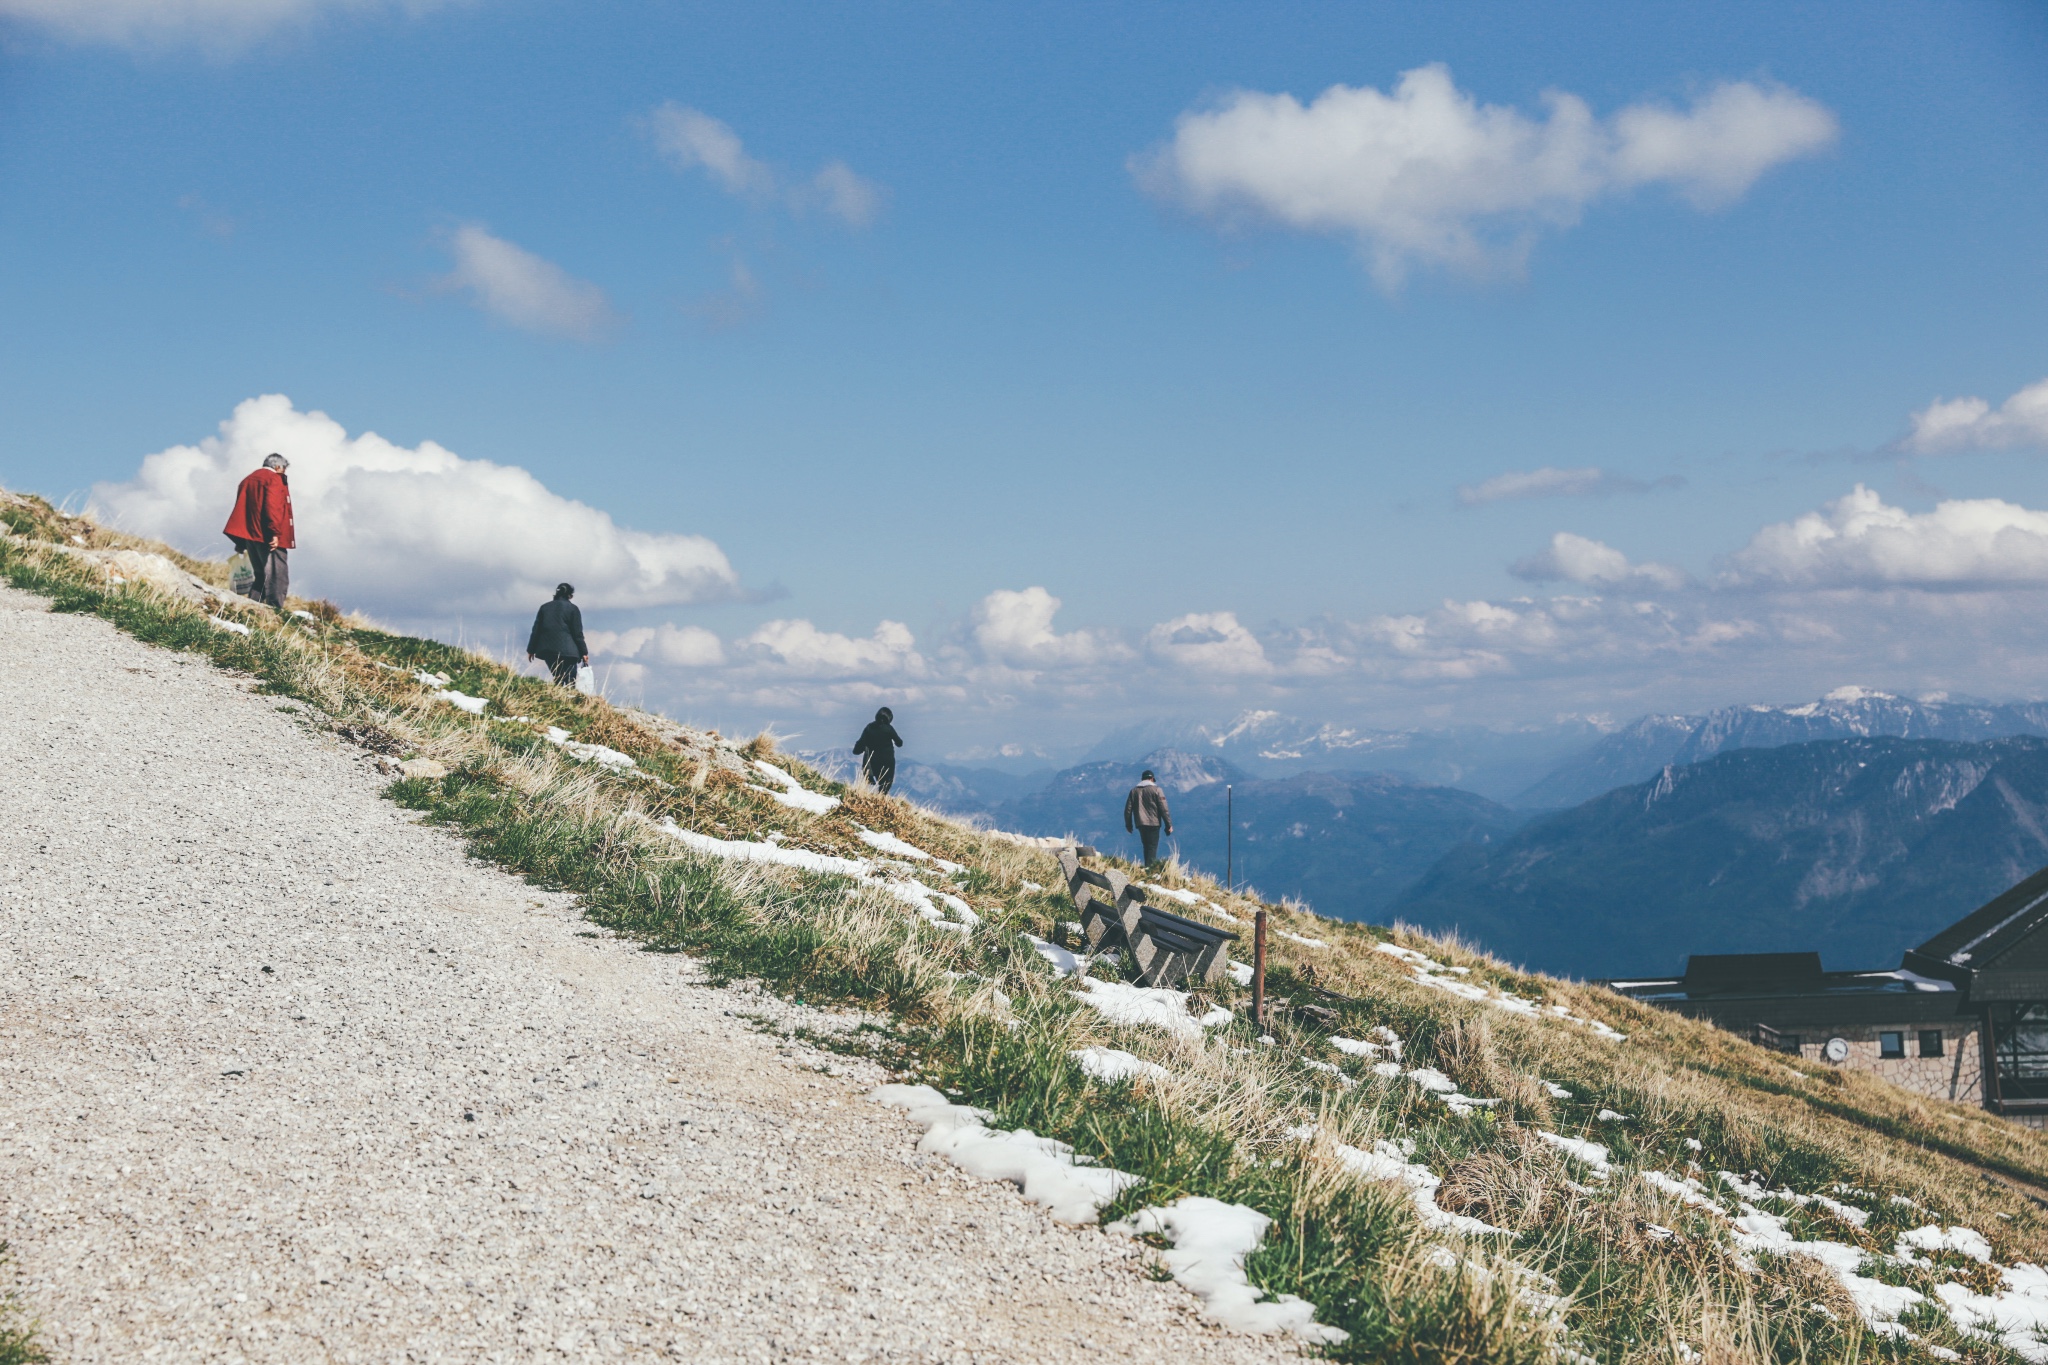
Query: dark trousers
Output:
[[539, 654, 579, 688], [237, 540, 289, 610], [863, 761, 895, 795], [1137, 825, 1162, 864]]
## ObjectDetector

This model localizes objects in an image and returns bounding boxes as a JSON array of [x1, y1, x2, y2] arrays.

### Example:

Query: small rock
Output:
[[397, 759, 448, 780]]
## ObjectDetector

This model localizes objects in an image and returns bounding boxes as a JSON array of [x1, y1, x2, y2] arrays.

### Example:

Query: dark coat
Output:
[[852, 720, 903, 775], [527, 598, 587, 659], [1124, 781, 1172, 833]]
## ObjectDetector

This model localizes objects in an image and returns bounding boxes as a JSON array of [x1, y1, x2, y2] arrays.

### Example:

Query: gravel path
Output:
[[0, 583, 1296, 1363]]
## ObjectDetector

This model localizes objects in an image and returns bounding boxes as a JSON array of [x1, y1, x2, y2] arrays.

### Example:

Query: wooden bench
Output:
[[1055, 849, 1239, 989]]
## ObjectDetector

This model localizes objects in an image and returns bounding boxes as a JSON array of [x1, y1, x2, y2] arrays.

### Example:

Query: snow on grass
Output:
[[1138, 881, 1203, 907], [1333, 1139, 1507, 1238], [1730, 1205, 1926, 1331], [876, 877, 979, 934], [1719, 1172, 1871, 1228], [856, 825, 962, 871], [1071, 1046, 1170, 1083], [209, 616, 251, 635], [1279, 931, 1328, 948], [1536, 1133, 1612, 1179], [1227, 960, 1253, 986], [749, 761, 841, 813], [872, 1084, 1142, 1225], [1022, 933, 1087, 977], [1330, 1026, 1403, 1061], [1899, 1225, 1994, 1263], [1374, 942, 1627, 1040], [1541, 1080, 1574, 1099], [436, 689, 489, 716], [1641, 1171, 1720, 1211], [1072, 978, 1230, 1039], [1934, 1265, 2048, 1362], [543, 725, 633, 768], [654, 819, 869, 875], [1111, 1197, 1349, 1344]]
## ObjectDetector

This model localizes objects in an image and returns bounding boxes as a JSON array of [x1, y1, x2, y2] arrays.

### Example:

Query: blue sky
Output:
[[4, 1, 2048, 759]]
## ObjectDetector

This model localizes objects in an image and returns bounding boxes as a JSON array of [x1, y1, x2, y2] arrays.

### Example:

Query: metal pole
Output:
[[1253, 909, 1267, 1031], [1225, 784, 1233, 892]]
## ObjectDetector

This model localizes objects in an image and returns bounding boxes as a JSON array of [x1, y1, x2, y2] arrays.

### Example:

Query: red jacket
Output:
[[223, 467, 295, 549]]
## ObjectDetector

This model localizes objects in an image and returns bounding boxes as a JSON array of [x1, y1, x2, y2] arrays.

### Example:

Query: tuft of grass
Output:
[[0, 1245, 47, 1365]]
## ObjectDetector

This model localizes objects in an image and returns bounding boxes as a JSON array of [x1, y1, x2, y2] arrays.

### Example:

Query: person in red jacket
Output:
[[222, 453, 296, 609]]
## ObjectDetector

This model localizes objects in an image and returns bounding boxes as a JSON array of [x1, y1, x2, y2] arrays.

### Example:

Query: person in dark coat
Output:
[[1123, 769, 1173, 868], [526, 583, 588, 688], [221, 453, 296, 610], [851, 707, 903, 794]]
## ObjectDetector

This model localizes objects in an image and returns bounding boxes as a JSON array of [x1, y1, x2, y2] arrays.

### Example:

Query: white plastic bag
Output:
[[227, 551, 254, 597], [575, 665, 596, 695]]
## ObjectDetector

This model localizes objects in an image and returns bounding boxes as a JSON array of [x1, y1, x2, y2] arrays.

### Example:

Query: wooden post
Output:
[[1253, 909, 1267, 1030], [1225, 784, 1233, 892]]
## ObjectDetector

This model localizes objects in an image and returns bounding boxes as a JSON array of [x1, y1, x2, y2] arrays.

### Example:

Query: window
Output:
[[1919, 1030, 1944, 1058], [1879, 1031, 1905, 1059]]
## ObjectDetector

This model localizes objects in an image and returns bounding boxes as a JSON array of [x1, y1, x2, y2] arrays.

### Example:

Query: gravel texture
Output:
[[0, 584, 1297, 1363]]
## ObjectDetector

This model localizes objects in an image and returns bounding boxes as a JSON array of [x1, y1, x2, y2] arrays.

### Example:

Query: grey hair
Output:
[[262, 453, 289, 471]]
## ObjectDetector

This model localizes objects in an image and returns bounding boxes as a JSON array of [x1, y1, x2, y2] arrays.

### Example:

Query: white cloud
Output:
[[740, 618, 924, 678], [1728, 484, 2048, 589], [1457, 465, 1683, 505], [591, 623, 727, 668], [1512, 532, 1688, 590], [0, 0, 461, 47], [1904, 377, 2048, 454], [972, 587, 1123, 669], [88, 395, 741, 616], [1136, 64, 1835, 286], [642, 104, 884, 229], [1145, 612, 1272, 675], [435, 224, 619, 341]]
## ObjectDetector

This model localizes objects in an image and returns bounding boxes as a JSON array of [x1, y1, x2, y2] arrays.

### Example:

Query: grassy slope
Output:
[[8, 488, 2048, 1364]]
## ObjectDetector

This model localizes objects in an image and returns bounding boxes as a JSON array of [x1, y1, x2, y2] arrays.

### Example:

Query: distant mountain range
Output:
[[1516, 687, 2048, 809], [1394, 735, 2048, 980]]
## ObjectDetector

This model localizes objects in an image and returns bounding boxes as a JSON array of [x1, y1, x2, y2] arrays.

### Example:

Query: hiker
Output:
[[1123, 768, 1173, 868], [221, 453, 295, 610], [852, 707, 902, 794], [526, 583, 588, 688]]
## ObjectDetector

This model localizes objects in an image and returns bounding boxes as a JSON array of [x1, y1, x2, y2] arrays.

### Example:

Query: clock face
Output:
[[1824, 1037, 1849, 1063]]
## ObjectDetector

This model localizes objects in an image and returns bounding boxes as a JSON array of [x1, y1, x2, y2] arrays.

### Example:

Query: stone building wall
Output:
[[1789, 1021, 1982, 1105]]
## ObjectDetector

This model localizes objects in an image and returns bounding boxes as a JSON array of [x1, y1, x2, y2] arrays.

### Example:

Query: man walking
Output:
[[852, 707, 902, 795], [526, 583, 588, 688], [1123, 768, 1173, 869], [222, 453, 295, 610]]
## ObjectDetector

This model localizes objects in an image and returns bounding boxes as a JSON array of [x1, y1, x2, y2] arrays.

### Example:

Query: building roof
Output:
[[1606, 953, 1960, 1029], [1905, 863, 2048, 1000]]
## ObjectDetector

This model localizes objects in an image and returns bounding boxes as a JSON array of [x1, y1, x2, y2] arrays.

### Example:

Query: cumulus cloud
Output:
[[1728, 484, 2048, 589], [1145, 612, 1273, 675], [740, 618, 924, 678], [0, 0, 460, 47], [972, 587, 1124, 669], [89, 395, 742, 616], [434, 224, 619, 341], [590, 623, 727, 668], [1512, 532, 1688, 590], [1457, 465, 1684, 505], [1135, 64, 1836, 286], [1904, 377, 2048, 454], [642, 104, 885, 229]]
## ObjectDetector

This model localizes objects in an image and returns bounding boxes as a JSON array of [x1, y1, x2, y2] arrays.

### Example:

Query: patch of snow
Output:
[[1023, 933, 1086, 977], [1541, 1081, 1574, 1099], [1684, 1137, 1703, 1152], [1071, 1047, 1170, 1084], [1536, 1133, 1612, 1179], [1073, 979, 1230, 1039], [1596, 1109, 1629, 1122], [1406, 1067, 1458, 1093], [1302, 1058, 1355, 1086], [1936, 1263, 2048, 1363], [1641, 1170, 1720, 1211], [1111, 1198, 1347, 1343], [653, 819, 870, 877], [1279, 931, 1328, 948], [750, 761, 842, 814], [1227, 960, 1253, 986], [1138, 882, 1203, 906], [856, 824, 964, 870], [872, 1084, 1140, 1225], [1021, 880, 1044, 892], [209, 616, 251, 635], [1899, 1225, 1993, 1263], [435, 689, 489, 716], [1370, 1061, 1403, 1078], [291, 609, 318, 622], [542, 725, 633, 767], [875, 877, 978, 934], [1732, 1205, 1924, 1331], [412, 669, 450, 687], [1333, 1140, 1506, 1237]]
